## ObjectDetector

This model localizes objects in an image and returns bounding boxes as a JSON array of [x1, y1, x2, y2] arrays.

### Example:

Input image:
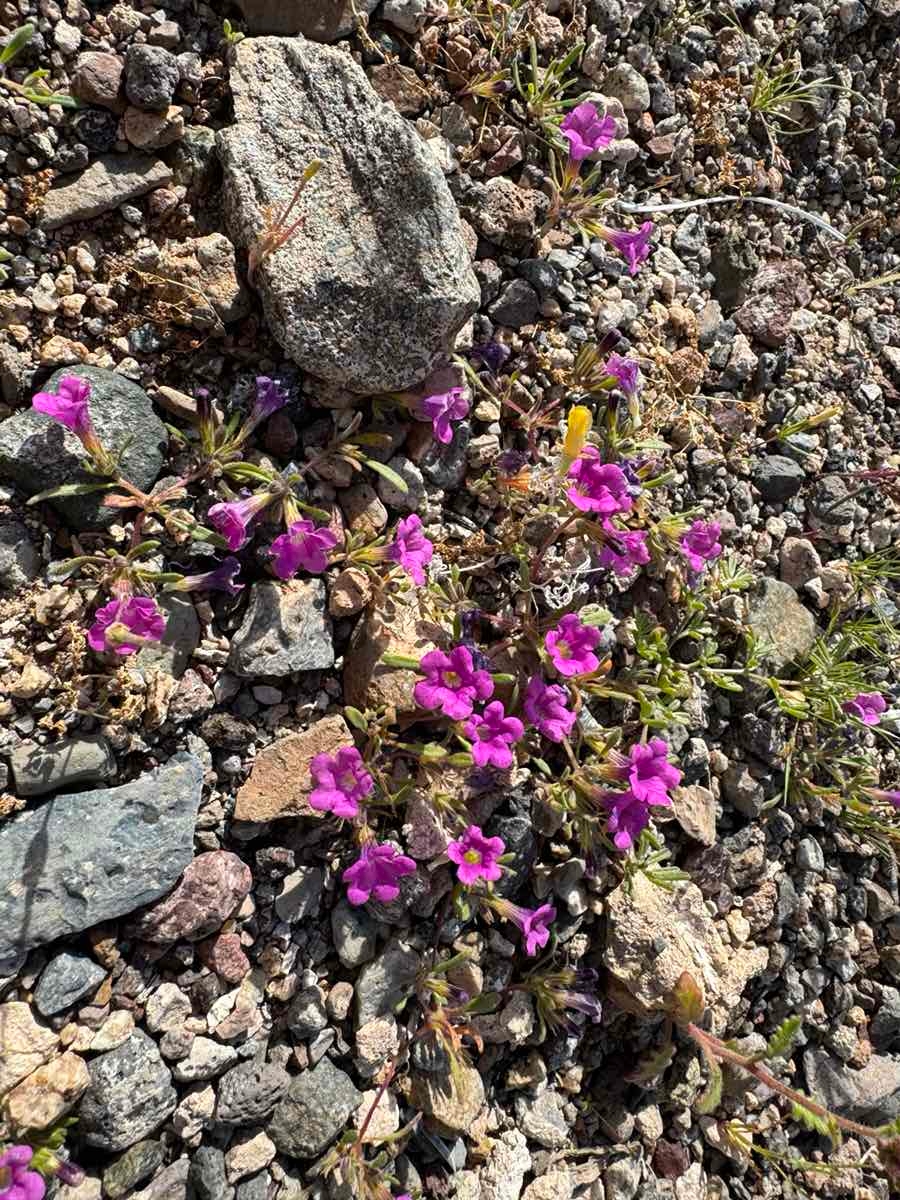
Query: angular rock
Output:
[[344, 591, 439, 714], [103, 1141, 166, 1200], [752, 455, 806, 503], [515, 1088, 570, 1149], [0, 366, 167, 530], [268, 1058, 362, 1158], [0, 519, 41, 590], [136, 592, 201, 679], [408, 1065, 485, 1135], [804, 1050, 900, 1125], [670, 785, 716, 846], [219, 38, 478, 392], [225, 1129, 276, 1183], [4, 1051, 91, 1130], [71, 51, 125, 110], [41, 155, 173, 230], [10, 735, 115, 798], [228, 579, 333, 677], [745, 579, 816, 671], [154, 233, 250, 325], [78, 1031, 177, 1152], [198, 931, 250, 984], [0, 753, 203, 974], [124, 45, 180, 110], [172, 1037, 238, 1083], [129, 850, 252, 943], [234, 714, 352, 823], [0, 1002, 58, 1096], [188, 1146, 227, 1200], [735, 259, 811, 348], [235, 0, 378, 38], [216, 1059, 290, 1126], [129, 1158, 189, 1200], [275, 865, 325, 922], [331, 898, 377, 969], [122, 106, 185, 150], [34, 950, 107, 1016], [356, 940, 421, 1026], [145, 982, 192, 1034]]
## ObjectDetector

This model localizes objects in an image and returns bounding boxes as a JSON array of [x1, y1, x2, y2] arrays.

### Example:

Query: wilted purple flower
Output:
[[680, 520, 722, 572], [208, 491, 274, 552], [615, 738, 682, 805], [560, 101, 616, 160], [309, 746, 373, 819], [560, 968, 603, 1024], [87, 596, 166, 656], [545, 613, 601, 678], [604, 352, 640, 396], [843, 692, 887, 726], [251, 376, 288, 423], [598, 526, 650, 577], [602, 788, 664, 851], [172, 557, 244, 595], [268, 519, 337, 578], [388, 514, 433, 586], [343, 842, 416, 906], [470, 341, 511, 374], [599, 221, 654, 275], [416, 386, 470, 445], [523, 675, 576, 742], [566, 447, 633, 515], [464, 700, 524, 768], [414, 645, 494, 719], [0, 1144, 46, 1200], [447, 824, 505, 885]]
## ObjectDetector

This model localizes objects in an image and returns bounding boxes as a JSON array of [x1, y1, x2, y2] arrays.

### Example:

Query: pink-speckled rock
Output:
[[128, 852, 252, 943]]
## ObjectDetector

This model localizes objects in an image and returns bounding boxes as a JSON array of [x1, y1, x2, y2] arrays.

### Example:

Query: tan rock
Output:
[[328, 567, 372, 617], [353, 1087, 400, 1139], [155, 233, 250, 325], [370, 63, 428, 115], [408, 1064, 485, 1135], [89, 1010, 134, 1052], [3, 1050, 90, 1129], [670, 784, 717, 846], [225, 1128, 276, 1182], [234, 713, 354, 822], [344, 591, 439, 714], [0, 1002, 59, 1096], [6, 661, 53, 700]]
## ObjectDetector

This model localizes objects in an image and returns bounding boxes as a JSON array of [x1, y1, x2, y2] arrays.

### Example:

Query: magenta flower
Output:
[[863, 787, 900, 808], [559, 101, 616, 160], [208, 491, 274, 552], [343, 842, 416, 906], [416, 386, 470, 445], [604, 352, 640, 396], [566, 447, 633, 515], [599, 221, 654, 275], [680, 520, 722, 572], [602, 788, 661, 851], [388, 514, 434, 586], [269, 519, 338, 578], [510, 902, 556, 956], [251, 375, 288, 423], [616, 738, 682, 805], [87, 596, 166, 656], [172, 557, 244, 595], [447, 824, 505, 885], [0, 1145, 45, 1200], [309, 746, 373, 819], [523, 676, 576, 743], [560, 969, 603, 1024], [414, 645, 494, 719], [599, 527, 650, 577], [32, 374, 93, 437], [843, 692, 887, 726], [464, 701, 524, 769], [545, 613, 601, 678]]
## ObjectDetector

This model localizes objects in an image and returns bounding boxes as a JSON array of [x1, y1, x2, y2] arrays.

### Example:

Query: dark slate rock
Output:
[[10, 734, 116, 797], [78, 1031, 177, 1151], [236, 1176, 269, 1200], [136, 592, 201, 680], [355, 940, 420, 1027], [125, 45, 180, 110], [420, 420, 470, 490], [228, 580, 333, 677], [751, 455, 806, 502], [488, 279, 540, 328], [187, 1145, 228, 1200], [804, 1049, 900, 1125], [216, 1059, 290, 1126], [0, 752, 203, 974], [103, 1141, 166, 1200], [0, 519, 40, 590], [268, 1058, 362, 1158], [34, 950, 107, 1016], [0, 366, 166, 530]]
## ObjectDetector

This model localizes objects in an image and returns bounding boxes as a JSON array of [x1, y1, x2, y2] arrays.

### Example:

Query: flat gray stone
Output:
[[215, 1059, 290, 1126], [275, 866, 325, 923], [235, 0, 378, 38], [136, 592, 201, 679], [228, 579, 333, 677], [0, 366, 167, 530], [10, 734, 115, 797], [219, 37, 478, 392], [745, 579, 816, 671], [78, 1031, 177, 1151], [0, 752, 203, 974], [34, 949, 107, 1016], [804, 1049, 900, 1125], [268, 1057, 361, 1158], [356, 940, 421, 1027], [41, 154, 172, 230]]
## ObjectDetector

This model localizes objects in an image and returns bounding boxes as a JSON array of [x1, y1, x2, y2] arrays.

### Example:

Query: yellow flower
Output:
[[561, 404, 593, 469]]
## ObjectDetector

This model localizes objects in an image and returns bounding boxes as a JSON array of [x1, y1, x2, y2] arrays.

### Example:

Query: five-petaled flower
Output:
[[0, 1143, 46, 1200], [598, 221, 654, 275], [680, 520, 722, 573], [843, 692, 886, 726], [523, 676, 576, 742], [414, 645, 494, 720], [566, 447, 633, 515], [559, 101, 616, 160], [207, 492, 274, 552], [447, 824, 505, 885], [602, 788, 661, 851], [464, 701, 524, 768], [343, 842, 416, 906], [388, 514, 434, 586], [87, 596, 166, 656], [416, 386, 470, 445], [599, 526, 650, 577], [309, 746, 373, 819], [545, 613, 601, 678], [269, 519, 337, 578], [616, 738, 682, 805]]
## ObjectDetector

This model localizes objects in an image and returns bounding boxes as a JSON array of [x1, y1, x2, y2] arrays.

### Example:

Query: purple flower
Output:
[[560, 101, 616, 160], [464, 701, 524, 769], [32, 374, 93, 437], [566, 447, 633, 515], [843, 692, 887, 726], [0, 1145, 46, 1200], [600, 221, 654, 275], [447, 824, 505, 885], [251, 375, 288, 423], [511, 902, 557, 956], [680, 520, 723, 572], [523, 676, 576, 743], [616, 738, 682, 805], [87, 596, 166, 656], [269, 519, 338, 578], [602, 788, 660, 851], [388, 514, 434, 586], [545, 613, 601, 678], [599, 526, 650, 577], [604, 352, 640, 396], [208, 492, 273, 552], [414, 645, 494, 719], [309, 746, 373, 819], [416, 386, 470, 445], [173, 557, 244, 595], [863, 787, 900, 807], [343, 842, 416, 906], [470, 341, 510, 374], [561, 968, 604, 1024]]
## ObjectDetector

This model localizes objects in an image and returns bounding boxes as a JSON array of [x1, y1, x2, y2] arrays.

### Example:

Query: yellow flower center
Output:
[[556, 638, 571, 659], [442, 670, 461, 687], [464, 849, 482, 864]]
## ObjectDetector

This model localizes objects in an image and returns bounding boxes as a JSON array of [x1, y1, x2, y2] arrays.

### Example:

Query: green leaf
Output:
[[380, 652, 420, 669], [670, 971, 704, 1027], [764, 1015, 802, 1061], [694, 1059, 723, 1115], [363, 456, 408, 494], [46, 555, 96, 582], [23, 87, 81, 108], [790, 1101, 841, 1146], [344, 706, 368, 732], [464, 991, 501, 1015], [0, 23, 34, 66], [27, 480, 112, 505]]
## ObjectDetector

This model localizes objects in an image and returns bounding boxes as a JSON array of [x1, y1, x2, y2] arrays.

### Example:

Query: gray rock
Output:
[[0, 520, 40, 590], [356, 940, 421, 1027], [752, 455, 806, 503], [420, 421, 470, 490], [515, 1088, 570, 1148], [34, 950, 107, 1016], [188, 1146, 228, 1200], [673, 212, 708, 264], [331, 898, 377, 969], [721, 763, 764, 819], [40, 155, 173, 230], [125, 45, 180, 110], [375, 455, 425, 512], [275, 866, 325, 923], [287, 987, 328, 1038], [0, 366, 167, 530], [735, 259, 811, 348], [78, 1031, 177, 1152], [796, 837, 825, 873], [517, 258, 559, 300], [870, 988, 900, 1051], [173, 1037, 238, 1082], [10, 734, 116, 797], [745, 579, 816, 672], [804, 1049, 900, 1125], [0, 753, 203, 974], [603, 63, 650, 112], [170, 126, 218, 193], [604, 1156, 642, 1200], [269, 1057, 362, 1158], [130, 1158, 190, 1200], [216, 1060, 290, 1126], [228, 580, 333, 677], [236, 1176, 269, 1200], [104, 1141, 166, 1200], [488, 279, 540, 328], [218, 38, 478, 392], [235, 0, 378, 38], [136, 593, 200, 679], [382, 0, 432, 33]]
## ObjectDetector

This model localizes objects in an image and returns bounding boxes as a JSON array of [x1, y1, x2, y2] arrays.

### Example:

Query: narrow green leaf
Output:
[[27, 481, 111, 504], [46, 556, 95, 581], [464, 991, 501, 1015], [344, 706, 368, 732], [380, 652, 420, 669], [695, 1058, 723, 1115], [790, 1101, 841, 1146], [0, 23, 34, 66], [363, 457, 409, 494]]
